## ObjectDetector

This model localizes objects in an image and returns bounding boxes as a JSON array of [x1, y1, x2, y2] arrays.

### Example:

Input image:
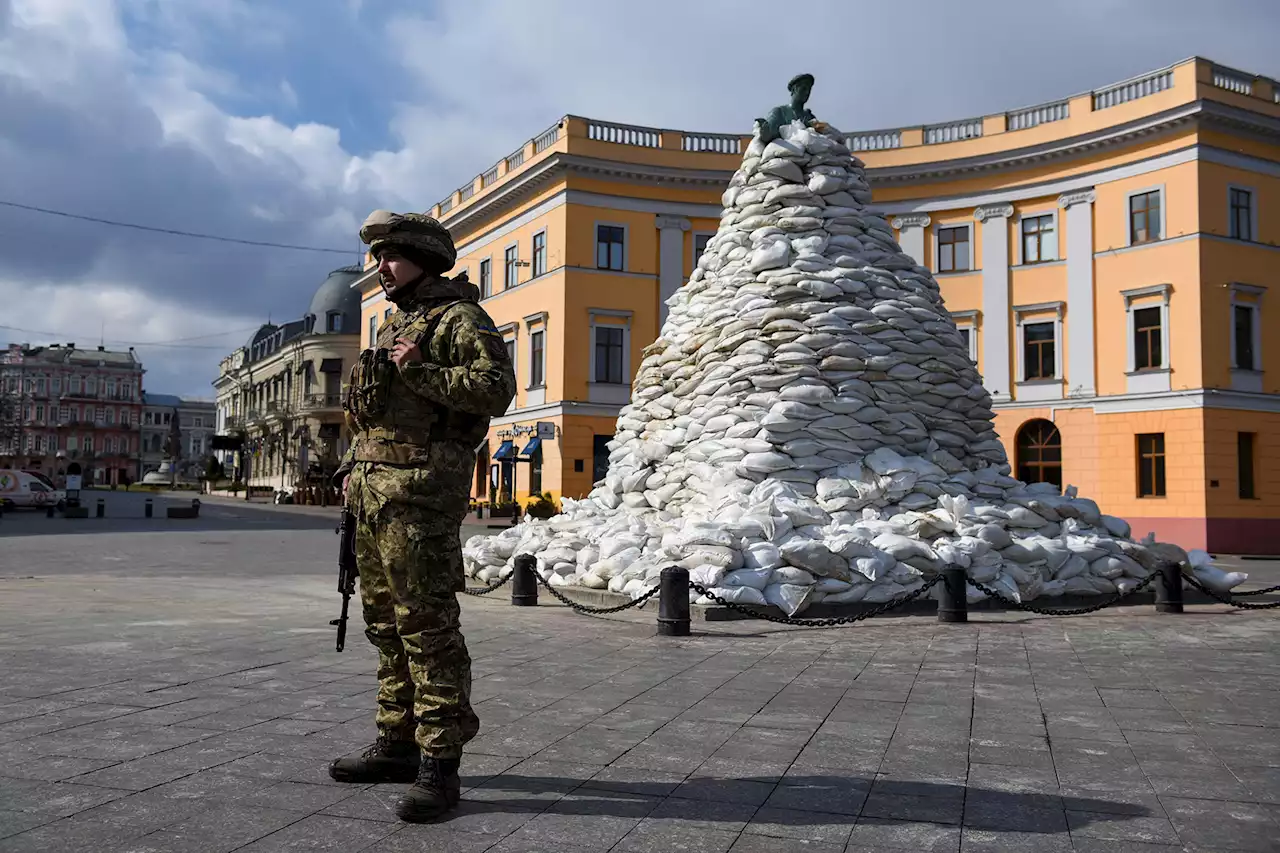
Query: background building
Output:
[[0, 342, 144, 486], [355, 56, 1280, 554], [139, 393, 216, 481], [213, 265, 362, 494]]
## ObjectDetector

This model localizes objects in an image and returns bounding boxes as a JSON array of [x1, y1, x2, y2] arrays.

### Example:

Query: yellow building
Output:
[[354, 56, 1280, 554]]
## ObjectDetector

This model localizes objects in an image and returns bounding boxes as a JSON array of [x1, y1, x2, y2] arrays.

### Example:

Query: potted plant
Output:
[[525, 492, 558, 519]]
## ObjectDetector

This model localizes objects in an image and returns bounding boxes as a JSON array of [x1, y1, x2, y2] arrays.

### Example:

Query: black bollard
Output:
[[95, 499, 105, 518], [511, 554, 538, 607], [1154, 561, 1184, 614], [46, 505, 54, 518], [937, 566, 969, 623], [144, 498, 153, 518], [657, 566, 691, 636]]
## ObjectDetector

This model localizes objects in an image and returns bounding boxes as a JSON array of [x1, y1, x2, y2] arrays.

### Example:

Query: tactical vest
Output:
[[343, 299, 488, 465]]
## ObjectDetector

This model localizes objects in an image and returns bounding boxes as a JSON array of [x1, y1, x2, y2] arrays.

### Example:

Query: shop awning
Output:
[[318, 358, 343, 373], [519, 437, 542, 458], [493, 440, 516, 460]]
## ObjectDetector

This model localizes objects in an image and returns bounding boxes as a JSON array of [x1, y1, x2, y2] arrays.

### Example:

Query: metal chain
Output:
[[533, 572, 662, 615], [688, 574, 942, 627], [1230, 583, 1280, 597], [1182, 573, 1280, 610], [461, 572, 513, 597], [966, 570, 1158, 616]]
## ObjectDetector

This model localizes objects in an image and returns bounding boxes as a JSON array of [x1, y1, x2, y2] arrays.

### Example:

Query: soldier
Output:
[[327, 210, 516, 822]]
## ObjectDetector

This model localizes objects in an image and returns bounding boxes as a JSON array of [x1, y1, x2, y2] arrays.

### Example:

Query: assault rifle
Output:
[[331, 507, 357, 652]]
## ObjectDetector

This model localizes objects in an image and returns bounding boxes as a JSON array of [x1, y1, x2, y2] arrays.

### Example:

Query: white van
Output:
[[0, 469, 67, 511]]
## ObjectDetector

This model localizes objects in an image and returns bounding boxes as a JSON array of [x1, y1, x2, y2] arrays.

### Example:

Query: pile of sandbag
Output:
[[463, 119, 1246, 615]]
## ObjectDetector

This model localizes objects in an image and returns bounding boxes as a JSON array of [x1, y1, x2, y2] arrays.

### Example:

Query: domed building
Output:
[[211, 265, 365, 500]]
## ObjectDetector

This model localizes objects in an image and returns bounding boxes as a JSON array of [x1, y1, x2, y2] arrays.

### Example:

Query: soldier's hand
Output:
[[342, 474, 350, 500], [390, 337, 422, 367]]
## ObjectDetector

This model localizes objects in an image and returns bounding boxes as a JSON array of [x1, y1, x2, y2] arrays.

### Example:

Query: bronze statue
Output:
[[754, 73, 827, 144]]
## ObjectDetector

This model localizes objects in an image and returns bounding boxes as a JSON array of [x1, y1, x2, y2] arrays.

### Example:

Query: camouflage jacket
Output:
[[335, 274, 515, 479]]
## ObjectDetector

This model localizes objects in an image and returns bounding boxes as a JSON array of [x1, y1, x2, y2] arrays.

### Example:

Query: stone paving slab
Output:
[[1, 522, 1279, 851]]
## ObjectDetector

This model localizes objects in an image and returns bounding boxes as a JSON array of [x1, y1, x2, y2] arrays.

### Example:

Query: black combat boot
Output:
[[328, 735, 420, 783], [394, 756, 461, 822]]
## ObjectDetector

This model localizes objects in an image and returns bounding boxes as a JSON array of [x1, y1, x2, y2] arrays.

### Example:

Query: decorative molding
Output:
[[1229, 282, 1267, 301], [948, 309, 981, 321], [974, 203, 1014, 222], [1058, 189, 1096, 208], [891, 213, 932, 230], [1121, 283, 1172, 306], [1013, 300, 1065, 318], [655, 215, 692, 231]]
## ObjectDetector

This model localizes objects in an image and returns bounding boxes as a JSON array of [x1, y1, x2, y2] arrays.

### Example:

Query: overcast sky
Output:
[[2, 0, 1277, 399]]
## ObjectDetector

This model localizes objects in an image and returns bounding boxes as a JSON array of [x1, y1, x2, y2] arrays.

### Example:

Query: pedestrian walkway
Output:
[[2, 519, 1279, 851]]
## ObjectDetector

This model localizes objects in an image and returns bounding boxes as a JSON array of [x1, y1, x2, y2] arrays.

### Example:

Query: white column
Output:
[[890, 214, 931, 267], [655, 215, 691, 327], [975, 203, 1014, 403], [1060, 190, 1096, 397]]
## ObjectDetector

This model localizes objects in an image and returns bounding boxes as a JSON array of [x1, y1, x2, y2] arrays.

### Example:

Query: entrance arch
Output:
[[1016, 419, 1062, 489]]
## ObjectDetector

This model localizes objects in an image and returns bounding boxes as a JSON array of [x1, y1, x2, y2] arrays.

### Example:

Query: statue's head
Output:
[[788, 73, 814, 103]]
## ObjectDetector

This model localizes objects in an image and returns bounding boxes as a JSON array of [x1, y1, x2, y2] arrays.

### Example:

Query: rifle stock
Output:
[[331, 507, 358, 652]]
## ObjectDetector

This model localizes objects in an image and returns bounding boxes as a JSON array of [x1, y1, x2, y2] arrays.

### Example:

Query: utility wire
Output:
[[0, 323, 261, 349], [0, 199, 355, 254]]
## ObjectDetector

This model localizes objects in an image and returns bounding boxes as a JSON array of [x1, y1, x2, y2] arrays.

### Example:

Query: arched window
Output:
[[1016, 419, 1062, 489]]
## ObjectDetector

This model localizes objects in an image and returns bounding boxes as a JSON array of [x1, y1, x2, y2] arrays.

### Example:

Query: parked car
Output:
[[0, 469, 67, 511]]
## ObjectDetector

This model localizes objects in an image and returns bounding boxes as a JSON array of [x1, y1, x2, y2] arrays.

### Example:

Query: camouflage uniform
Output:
[[335, 212, 515, 766]]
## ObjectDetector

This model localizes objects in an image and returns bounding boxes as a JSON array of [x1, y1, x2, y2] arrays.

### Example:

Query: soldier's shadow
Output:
[[448, 770, 1149, 834]]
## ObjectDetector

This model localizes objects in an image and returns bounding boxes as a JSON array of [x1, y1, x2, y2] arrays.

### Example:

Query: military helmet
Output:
[[359, 209, 457, 272]]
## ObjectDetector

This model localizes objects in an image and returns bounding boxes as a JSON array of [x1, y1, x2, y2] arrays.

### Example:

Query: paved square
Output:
[[1, 491, 1279, 851]]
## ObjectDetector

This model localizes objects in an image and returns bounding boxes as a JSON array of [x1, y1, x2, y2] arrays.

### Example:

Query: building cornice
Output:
[[437, 100, 1279, 236]]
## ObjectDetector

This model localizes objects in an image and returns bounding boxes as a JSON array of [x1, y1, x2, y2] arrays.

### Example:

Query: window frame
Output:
[[1227, 184, 1258, 242], [531, 230, 548, 278], [1016, 211, 1059, 265], [503, 243, 520, 289], [478, 257, 493, 299], [949, 309, 980, 364], [1136, 433, 1167, 498], [1125, 185, 1166, 247], [1013, 301, 1064, 392], [1121, 284, 1172, 381], [594, 222, 627, 272], [1238, 431, 1258, 500], [587, 308, 633, 403], [691, 231, 715, 271], [934, 222, 973, 273], [1228, 283, 1265, 377]]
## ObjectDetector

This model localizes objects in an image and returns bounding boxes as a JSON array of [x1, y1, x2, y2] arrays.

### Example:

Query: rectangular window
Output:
[[34, 435, 44, 453], [87, 378, 97, 395], [1021, 214, 1055, 264], [1137, 433, 1166, 498], [383, 308, 392, 322], [83, 436, 93, 454], [958, 328, 971, 356], [1129, 190, 1162, 244], [66, 436, 78, 452], [479, 258, 492, 298], [596, 225, 625, 271], [1229, 188, 1253, 241], [529, 329, 545, 387], [52, 378, 60, 394], [36, 377, 45, 393], [71, 377, 81, 394], [505, 338, 516, 368], [35, 404, 44, 422], [368, 315, 376, 345], [694, 233, 713, 265], [194, 417, 203, 428], [105, 437, 115, 454], [1023, 322, 1055, 380], [1238, 432, 1257, 499], [327, 313, 343, 332], [532, 232, 547, 278], [594, 326, 625, 384], [937, 226, 970, 272], [95, 407, 105, 424], [1234, 305, 1256, 370], [59, 406, 68, 422], [1133, 306, 1163, 371], [504, 245, 519, 288], [144, 411, 153, 425]]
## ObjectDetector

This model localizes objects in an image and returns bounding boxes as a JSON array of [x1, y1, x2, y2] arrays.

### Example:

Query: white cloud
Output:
[[1, 0, 1278, 401]]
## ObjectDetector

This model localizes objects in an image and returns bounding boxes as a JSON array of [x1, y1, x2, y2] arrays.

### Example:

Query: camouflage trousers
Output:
[[349, 459, 480, 759]]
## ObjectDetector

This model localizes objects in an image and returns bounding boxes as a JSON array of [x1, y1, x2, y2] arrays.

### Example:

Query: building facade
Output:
[[0, 342, 144, 486], [213, 266, 363, 493], [139, 393, 217, 481], [354, 56, 1280, 554]]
